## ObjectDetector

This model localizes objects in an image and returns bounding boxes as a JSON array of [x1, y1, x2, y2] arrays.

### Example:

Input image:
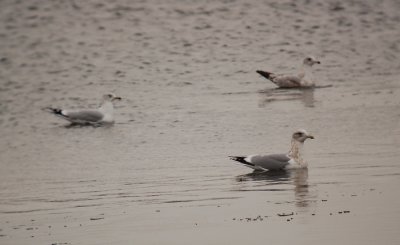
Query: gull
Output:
[[45, 93, 122, 125], [229, 129, 314, 171], [256, 56, 321, 88]]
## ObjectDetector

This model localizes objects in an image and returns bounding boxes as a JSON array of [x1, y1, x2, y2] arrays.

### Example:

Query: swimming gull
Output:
[[229, 129, 314, 171], [45, 93, 122, 125], [256, 56, 320, 88]]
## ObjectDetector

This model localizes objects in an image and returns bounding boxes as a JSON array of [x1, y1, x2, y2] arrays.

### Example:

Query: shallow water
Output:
[[0, 0, 400, 244]]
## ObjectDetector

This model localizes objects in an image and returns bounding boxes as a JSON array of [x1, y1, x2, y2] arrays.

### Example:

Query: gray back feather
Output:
[[65, 110, 104, 122], [274, 75, 302, 87], [250, 154, 291, 170]]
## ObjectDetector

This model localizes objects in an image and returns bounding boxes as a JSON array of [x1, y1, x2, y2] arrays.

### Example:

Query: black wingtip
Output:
[[229, 156, 240, 161], [256, 70, 272, 80], [44, 107, 63, 115], [229, 156, 255, 166]]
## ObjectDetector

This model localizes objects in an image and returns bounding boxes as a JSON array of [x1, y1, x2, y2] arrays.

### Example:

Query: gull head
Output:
[[292, 129, 314, 143], [303, 56, 321, 66], [103, 93, 122, 102]]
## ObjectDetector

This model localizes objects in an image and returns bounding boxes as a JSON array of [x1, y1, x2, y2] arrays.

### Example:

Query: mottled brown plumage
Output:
[[257, 56, 320, 88]]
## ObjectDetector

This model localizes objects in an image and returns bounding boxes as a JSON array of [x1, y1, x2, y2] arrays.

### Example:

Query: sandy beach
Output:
[[0, 0, 399, 244]]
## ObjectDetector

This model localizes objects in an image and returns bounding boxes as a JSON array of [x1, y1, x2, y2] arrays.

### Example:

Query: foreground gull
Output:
[[45, 93, 121, 125], [229, 129, 314, 171], [256, 56, 320, 88]]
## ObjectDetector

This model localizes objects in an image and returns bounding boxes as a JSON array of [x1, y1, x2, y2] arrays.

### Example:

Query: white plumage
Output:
[[45, 93, 122, 125]]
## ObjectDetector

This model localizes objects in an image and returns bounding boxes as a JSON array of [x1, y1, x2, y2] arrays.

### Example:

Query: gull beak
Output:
[[113, 97, 122, 101], [307, 135, 315, 139], [315, 61, 321, 64]]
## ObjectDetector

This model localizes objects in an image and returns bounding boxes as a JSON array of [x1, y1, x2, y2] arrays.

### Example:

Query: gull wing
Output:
[[62, 110, 104, 123], [272, 75, 302, 88], [246, 154, 291, 170]]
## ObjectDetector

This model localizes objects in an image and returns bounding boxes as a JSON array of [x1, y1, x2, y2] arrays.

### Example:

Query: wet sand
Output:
[[0, 0, 400, 244]]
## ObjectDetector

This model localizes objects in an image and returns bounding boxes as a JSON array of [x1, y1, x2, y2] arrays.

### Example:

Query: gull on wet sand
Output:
[[45, 93, 121, 125], [229, 129, 314, 171], [257, 56, 320, 88]]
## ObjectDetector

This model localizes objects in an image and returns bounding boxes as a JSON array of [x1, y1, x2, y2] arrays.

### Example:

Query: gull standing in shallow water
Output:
[[256, 56, 321, 88], [45, 93, 122, 126], [229, 129, 314, 171]]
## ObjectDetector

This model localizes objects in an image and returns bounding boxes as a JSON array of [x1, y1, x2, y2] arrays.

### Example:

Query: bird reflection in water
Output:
[[235, 168, 311, 208], [258, 88, 315, 108]]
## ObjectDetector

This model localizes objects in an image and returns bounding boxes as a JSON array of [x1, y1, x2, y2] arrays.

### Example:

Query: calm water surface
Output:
[[0, 0, 399, 244]]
